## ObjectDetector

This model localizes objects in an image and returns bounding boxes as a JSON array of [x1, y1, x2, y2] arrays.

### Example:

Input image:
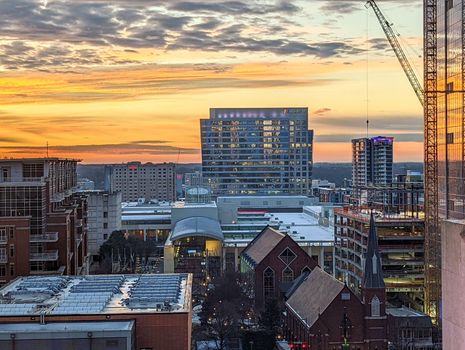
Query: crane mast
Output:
[[366, 0, 424, 106]]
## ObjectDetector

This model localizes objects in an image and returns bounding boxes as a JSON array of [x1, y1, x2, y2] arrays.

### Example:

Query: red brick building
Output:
[[0, 158, 88, 286], [284, 213, 388, 349], [0, 273, 192, 350], [240, 226, 318, 308]]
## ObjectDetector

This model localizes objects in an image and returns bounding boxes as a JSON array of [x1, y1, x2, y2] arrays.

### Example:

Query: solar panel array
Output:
[[6, 277, 68, 298], [126, 274, 183, 309], [52, 276, 124, 315], [0, 303, 36, 315]]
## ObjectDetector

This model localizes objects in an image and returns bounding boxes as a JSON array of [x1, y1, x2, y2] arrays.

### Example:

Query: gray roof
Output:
[[363, 212, 385, 289], [286, 267, 345, 328], [171, 216, 223, 241], [241, 227, 285, 265]]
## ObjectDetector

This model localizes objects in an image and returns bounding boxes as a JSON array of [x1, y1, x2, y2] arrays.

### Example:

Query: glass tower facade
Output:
[[437, 0, 465, 219], [201, 108, 313, 196]]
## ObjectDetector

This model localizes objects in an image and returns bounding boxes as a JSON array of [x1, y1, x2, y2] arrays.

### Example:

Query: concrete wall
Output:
[[442, 219, 465, 349]]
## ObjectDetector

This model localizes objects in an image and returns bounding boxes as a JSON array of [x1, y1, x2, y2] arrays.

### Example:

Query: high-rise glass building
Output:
[[424, 0, 465, 333], [201, 108, 313, 196], [351, 136, 394, 192]]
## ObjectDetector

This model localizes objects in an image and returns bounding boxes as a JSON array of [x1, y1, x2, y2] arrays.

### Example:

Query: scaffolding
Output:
[[423, 0, 439, 325]]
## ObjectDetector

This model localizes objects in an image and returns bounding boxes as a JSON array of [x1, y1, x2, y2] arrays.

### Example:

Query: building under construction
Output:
[[423, 0, 465, 329], [335, 181, 425, 310]]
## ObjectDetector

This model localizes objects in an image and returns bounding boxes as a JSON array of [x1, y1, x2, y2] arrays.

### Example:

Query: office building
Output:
[[85, 191, 122, 258], [0, 158, 88, 285], [0, 273, 192, 350], [351, 136, 394, 196], [201, 108, 313, 196], [104, 162, 176, 202]]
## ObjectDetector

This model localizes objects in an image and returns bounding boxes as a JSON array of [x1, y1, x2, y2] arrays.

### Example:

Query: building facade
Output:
[[104, 162, 176, 202], [201, 108, 313, 196], [284, 213, 388, 349], [85, 191, 122, 258], [352, 136, 394, 196], [0, 158, 88, 285], [334, 207, 425, 311], [0, 273, 192, 350], [240, 227, 318, 308], [423, 0, 465, 325]]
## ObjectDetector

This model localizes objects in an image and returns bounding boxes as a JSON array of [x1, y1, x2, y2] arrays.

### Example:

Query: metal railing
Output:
[[29, 233, 59, 242], [30, 250, 59, 261]]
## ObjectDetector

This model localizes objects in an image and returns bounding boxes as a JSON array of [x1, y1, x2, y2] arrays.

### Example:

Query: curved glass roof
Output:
[[171, 216, 223, 241]]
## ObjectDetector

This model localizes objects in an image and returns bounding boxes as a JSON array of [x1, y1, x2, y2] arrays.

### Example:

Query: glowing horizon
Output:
[[0, 0, 424, 164]]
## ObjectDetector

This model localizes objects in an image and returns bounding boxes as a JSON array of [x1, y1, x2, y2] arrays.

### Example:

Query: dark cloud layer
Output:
[[0, 0, 369, 71], [0, 140, 199, 155]]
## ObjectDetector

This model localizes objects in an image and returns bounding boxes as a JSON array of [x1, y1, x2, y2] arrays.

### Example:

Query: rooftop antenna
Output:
[[46, 141, 49, 158], [366, 119, 369, 138]]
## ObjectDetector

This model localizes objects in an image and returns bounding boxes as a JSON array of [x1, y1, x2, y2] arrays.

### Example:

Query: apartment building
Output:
[[0, 158, 88, 285], [104, 162, 176, 202]]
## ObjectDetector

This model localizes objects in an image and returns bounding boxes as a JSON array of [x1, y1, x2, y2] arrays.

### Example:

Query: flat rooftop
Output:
[[0, 274, 191, 316], [334, 208, 424, 223], [386, 306, 430, 318]]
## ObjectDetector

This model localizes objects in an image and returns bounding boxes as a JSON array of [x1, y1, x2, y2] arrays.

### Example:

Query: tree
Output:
[[198, 272, 254, 349], [260, 298, 282, 333]]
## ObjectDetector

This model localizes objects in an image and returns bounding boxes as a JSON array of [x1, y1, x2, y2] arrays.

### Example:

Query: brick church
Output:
[[284, 213, 388, 349]]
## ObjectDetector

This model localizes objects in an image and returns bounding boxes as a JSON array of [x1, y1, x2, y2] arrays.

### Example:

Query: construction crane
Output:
[[365, 0, 424, 106]]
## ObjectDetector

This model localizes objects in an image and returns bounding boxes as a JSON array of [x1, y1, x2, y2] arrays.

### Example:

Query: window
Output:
[[103, 211, 108, 218], [282, 267, 294, 283], [0, 228, 6, 242], [302, 266, 311, 274], [103, 223, 108, 229], [447, 0, 453, 11], [9, 245, 14, 258], [103, 234, 108, 240], [279, 248, 297, 265], [371, 295, 381, 317], [9, 263, 14, 277], [0, 265, 5, 276], [0, 248, 6, 262], [263, 267, 275, 299], [9, 228, 13, 240], [446, 132, 454, 145]]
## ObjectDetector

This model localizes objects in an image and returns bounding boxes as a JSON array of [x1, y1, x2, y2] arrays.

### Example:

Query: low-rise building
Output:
[[386, 307, 434, 349], [0, 273, 192, 350]]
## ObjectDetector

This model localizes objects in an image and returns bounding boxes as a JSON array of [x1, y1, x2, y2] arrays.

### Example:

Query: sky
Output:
[[0, 0, 423, 163]]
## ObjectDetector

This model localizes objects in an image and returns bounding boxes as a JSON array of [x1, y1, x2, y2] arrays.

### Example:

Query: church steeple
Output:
[[363, 211, 385, 289]]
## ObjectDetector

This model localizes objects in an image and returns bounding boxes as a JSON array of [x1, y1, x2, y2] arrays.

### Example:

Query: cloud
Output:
[[314, 108, 331, 116], [315, 133, 423, 143], [0, 141, 199, 156], [313, 115, 423, 132], [0, 0, 367, 71]]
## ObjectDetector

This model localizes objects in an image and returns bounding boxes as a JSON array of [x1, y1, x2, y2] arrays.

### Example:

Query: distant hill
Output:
[[312, 162, 424, 186], [78, 162, 423, 190]]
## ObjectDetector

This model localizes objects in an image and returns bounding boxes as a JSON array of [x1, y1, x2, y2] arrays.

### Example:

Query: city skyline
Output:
[[0, 0, 423, 163]]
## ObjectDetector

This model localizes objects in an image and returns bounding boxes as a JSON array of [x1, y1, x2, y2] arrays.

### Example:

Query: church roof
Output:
[[362, 212, 385, 289], [241, 226, 285, 266], [285, 267, 345, 328]]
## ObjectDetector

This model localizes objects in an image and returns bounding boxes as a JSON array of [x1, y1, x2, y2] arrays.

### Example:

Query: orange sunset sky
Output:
[[0, 0, 423, 163]]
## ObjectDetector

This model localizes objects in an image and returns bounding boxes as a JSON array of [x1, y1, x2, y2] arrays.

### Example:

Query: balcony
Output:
[[29, 232, 59, 243], [30, 250, 59, 261]]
